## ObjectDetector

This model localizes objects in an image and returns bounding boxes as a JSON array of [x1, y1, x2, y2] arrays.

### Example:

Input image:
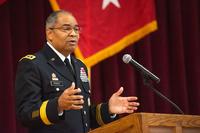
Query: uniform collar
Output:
[[47, 41, 71, 63]]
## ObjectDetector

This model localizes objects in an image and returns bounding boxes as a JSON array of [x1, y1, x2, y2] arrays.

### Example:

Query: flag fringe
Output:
[[49, 0, 157, 68], [76, 20, 158, 67]]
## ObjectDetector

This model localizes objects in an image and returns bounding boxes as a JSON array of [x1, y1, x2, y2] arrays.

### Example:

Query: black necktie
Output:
[[64, 58, 74, 75]]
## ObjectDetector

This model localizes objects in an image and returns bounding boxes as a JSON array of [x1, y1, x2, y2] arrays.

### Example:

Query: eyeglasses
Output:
[[50, 25, 81, 33]]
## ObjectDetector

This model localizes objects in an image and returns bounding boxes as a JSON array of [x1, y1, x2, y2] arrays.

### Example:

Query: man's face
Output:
[[47, 13, 80, 56]]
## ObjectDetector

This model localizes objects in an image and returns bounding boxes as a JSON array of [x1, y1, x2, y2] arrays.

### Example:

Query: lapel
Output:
[[71, 56, 90, 94], [71, 56, 80, 82], [41, 44, 75, 82]]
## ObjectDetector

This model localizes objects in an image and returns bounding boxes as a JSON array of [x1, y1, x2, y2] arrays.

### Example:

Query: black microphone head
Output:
[[122, 54, 132, 64]]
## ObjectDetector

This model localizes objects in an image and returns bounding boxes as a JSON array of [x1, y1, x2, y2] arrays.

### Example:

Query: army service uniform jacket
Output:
[[15, 44, 117, 133]]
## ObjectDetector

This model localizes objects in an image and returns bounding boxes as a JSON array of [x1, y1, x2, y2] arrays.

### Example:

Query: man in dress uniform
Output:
[[15, 10, 140, 133]]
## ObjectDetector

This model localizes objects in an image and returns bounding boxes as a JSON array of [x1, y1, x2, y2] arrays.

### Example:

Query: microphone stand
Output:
[[141, 73, 184, 114]]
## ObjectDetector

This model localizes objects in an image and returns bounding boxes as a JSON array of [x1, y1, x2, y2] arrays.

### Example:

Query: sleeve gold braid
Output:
[[39, 100, 53, 125], [96, 103, 105, 126], [32, 110, 39, 118]]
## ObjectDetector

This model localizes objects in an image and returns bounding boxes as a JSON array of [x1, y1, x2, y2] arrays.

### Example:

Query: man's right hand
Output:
[[58, 82, 84, 112]]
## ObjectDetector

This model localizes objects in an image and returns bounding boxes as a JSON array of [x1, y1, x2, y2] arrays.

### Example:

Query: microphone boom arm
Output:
[[142, 74, 184, 114]]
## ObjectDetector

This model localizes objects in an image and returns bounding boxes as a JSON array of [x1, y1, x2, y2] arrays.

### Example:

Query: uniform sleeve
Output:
[[90, 103, 118, 129], [15, 59, 63, 128]]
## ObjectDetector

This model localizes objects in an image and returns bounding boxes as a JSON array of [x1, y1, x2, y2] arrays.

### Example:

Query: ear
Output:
[[46, 29, 53, 41]]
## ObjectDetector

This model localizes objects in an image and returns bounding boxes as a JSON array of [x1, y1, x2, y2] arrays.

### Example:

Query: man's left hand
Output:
[[108, 87, 139, 114]]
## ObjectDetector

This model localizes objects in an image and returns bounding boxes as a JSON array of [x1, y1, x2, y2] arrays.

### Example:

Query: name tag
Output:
[[50, 81, 64, 86]]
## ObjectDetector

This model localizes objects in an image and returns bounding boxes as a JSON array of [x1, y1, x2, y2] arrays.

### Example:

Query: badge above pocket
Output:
[[50, 73, 64, 86]]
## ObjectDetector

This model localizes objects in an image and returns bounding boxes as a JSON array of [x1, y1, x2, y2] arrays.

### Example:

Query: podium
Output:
[[89, 113, 200, 133]]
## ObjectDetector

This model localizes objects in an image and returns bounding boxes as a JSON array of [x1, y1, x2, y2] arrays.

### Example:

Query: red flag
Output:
[[49, 0, 157, 67]]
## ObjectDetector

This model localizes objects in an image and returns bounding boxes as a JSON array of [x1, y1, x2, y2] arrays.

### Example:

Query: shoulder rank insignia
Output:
[[19, 54, 36, 62]]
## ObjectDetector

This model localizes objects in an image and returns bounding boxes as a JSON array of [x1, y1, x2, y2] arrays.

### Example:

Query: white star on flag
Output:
[[102, 0, 121, 10]]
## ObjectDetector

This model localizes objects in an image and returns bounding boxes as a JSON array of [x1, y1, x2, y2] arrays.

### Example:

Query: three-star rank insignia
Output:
[[19, 54, 36, 62]]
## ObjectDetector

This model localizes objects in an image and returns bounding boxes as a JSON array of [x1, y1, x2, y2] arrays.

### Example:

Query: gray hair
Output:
[[45, 10, 73, 29]]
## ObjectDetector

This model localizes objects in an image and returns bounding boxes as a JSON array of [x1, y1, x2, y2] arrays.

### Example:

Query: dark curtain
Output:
[[0, 0, 199, 133]]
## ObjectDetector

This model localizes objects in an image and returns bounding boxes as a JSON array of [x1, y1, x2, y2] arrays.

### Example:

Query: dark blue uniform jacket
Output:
[[15, 44, 117, 133]]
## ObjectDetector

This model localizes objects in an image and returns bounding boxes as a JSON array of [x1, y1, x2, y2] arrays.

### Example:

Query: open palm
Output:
[[108, 87, 139, 114]]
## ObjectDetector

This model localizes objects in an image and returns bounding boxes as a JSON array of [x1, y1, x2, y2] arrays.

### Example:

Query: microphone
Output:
[[122, 54, 160, 83], [122, 54, 184, 114]]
